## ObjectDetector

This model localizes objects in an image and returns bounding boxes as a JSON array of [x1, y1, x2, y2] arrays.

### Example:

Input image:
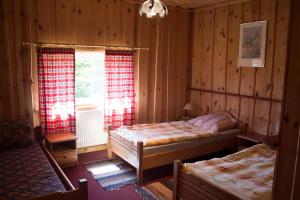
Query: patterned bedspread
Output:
[[113, 121, 216, 147], [184, 144, 276, 200], [0, 143, 66, 200]]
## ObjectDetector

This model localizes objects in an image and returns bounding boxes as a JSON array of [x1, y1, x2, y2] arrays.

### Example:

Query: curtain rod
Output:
[[22, 42, 149, 51]]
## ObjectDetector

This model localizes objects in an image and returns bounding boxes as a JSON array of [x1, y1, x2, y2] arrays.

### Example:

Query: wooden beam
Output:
[[194, 0, 251, 11], [189, 88, 282, 103], [273, 0, 299, 198], [129, 0, 250, 10]]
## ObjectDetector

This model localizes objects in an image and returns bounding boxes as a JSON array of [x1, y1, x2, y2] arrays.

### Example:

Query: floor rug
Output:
[[84, 159, 136, 191], [136, 178, 173, 200]]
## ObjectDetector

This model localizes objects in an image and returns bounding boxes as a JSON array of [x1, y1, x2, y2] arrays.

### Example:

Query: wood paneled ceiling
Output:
[[133, 0, 248, 9]]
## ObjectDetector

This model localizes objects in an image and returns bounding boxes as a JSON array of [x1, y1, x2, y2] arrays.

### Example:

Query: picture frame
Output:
[[238, 20, 267, 68]]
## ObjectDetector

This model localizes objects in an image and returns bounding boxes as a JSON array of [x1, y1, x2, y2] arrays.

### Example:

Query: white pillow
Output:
[[187, 113, 238, 133]]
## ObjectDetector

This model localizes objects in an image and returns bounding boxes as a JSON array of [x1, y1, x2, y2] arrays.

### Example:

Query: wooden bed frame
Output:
[[173, 137, 279, 200], [107, 126, 239, 185], [173, 160, 240, 200], [29, 129, 88, 200]]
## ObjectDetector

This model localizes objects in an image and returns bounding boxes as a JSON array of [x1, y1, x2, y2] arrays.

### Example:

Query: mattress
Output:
[[143, 128, 239, 155], [0, 143, 66, 200], [113, 120, 239, 147], [183, 144, 276, 200]]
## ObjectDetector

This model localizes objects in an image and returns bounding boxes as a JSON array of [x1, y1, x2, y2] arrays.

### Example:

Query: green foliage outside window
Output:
[[76, 62, 91, 98], [75, 52, 105, 105]]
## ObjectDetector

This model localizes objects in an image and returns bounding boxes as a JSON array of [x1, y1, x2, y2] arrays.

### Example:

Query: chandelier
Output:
[[139, 0, 168, 18]]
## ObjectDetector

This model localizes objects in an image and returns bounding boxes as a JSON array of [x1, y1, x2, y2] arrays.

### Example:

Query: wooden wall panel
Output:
[[239, 0, 259, 96], [199, 9, 214, 91], [252, 100, 270, 134], [191, 11, 203, 89], [212, 94, 226, 112], [89, 0, 108, 45], [123, 2, 136, 47], [135, 15, 150, 124], [163, 10, 192, 121], [198, 9, 214, 114], [212, 7, 228, 93], [272, 0, 290, 100], [153, 17, 168, 123], [191, 0, 290, 135], [225, 3, 243, 121], [0, 0, 192, 125], [239, 98, 254, 131], [54, 0, 76, 44], [146, 19, 158, 123], [36, 0, 52, 42], [166, 11, 179, 121], [255, 0, 276, 98], [212, 7, 228, 113], [3, 0, 21, 120], [191, 91, 202, 117], [177, 12, 190, 118], [226, 3, 242, 94], [226, 96, 239, 119], [109, 0, 123, 46]]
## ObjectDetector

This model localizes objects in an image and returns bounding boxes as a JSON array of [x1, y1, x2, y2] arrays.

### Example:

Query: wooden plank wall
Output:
[[190, 0, 290, 135], [0, 0, 191, 125]]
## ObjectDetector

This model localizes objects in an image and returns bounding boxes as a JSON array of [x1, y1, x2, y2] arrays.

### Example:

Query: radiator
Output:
[[76, 109, 107, 148]]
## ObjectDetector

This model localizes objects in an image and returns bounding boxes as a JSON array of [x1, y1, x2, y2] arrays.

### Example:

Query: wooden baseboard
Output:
[[78, 144, 107, 154]]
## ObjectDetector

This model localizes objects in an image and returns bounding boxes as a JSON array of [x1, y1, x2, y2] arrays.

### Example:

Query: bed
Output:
[[107, 113, 242, 184], [173, 143, 277, 200], [0, 122, 88, 200]]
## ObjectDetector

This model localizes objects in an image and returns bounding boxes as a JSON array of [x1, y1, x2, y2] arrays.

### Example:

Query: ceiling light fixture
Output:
[[139, 0, 168, 18]]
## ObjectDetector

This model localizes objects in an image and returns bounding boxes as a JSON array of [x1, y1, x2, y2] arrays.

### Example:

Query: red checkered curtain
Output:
[[104, 50, 135, 130], [37, 48, 76, 135]]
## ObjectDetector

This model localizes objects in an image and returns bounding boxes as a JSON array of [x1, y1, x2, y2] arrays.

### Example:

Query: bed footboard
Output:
[[107, 127, 144, 184], [173, 160, 240, 200], [108, 127, 239, 185]]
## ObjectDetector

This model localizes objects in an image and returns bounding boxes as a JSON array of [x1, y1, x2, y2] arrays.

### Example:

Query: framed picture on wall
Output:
[[238, 20, 267, 68]]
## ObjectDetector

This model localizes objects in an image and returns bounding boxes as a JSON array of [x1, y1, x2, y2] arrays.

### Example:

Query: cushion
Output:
[[0, 120, 35, 150], [187, 111, 238, 133]]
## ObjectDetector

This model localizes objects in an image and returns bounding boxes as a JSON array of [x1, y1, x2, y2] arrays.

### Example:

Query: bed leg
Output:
[[173, 160, 182, 200], [136, 141, 144, 185], [107, 126, 113, 159], [79, 179, 88, 200]]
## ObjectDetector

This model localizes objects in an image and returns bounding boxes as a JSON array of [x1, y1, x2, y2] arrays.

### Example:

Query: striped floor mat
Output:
[[85, 159, 136, 191]]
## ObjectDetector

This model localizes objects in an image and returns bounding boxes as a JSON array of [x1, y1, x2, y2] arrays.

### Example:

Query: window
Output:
[[75, 51, 105, 109]]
